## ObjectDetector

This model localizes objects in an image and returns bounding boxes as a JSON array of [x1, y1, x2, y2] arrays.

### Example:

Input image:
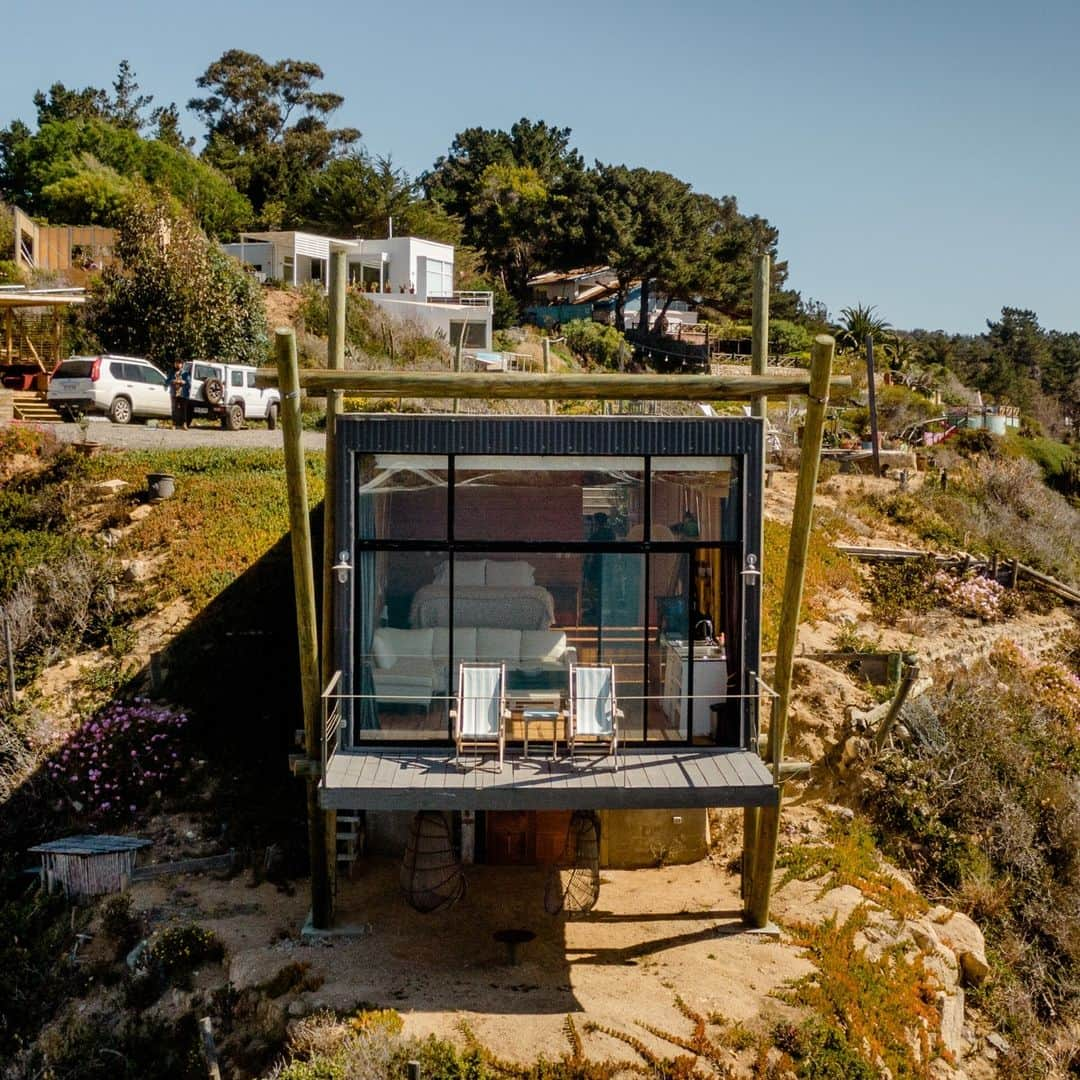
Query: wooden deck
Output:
[[320, 747, 778, 811]]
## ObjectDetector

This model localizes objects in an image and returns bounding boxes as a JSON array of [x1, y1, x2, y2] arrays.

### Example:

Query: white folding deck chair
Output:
[[568, 664, 621, 769], [451, 662, 508, 770]]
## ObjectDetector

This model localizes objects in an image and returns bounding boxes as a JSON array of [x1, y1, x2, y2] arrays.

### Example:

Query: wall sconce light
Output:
[[332, 551, 352, 584], [741, 553, 761, 587]]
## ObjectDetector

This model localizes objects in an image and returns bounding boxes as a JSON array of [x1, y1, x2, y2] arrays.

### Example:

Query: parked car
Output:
[[179, 361, 280, 430], [48, 355, 171, 423]]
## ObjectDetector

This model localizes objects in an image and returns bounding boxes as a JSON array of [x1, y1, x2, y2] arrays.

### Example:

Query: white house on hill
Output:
[[221, 231, 492, 349]]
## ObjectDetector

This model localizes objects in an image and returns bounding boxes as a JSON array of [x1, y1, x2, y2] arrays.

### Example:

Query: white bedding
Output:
[[409, 584, 555, 630]]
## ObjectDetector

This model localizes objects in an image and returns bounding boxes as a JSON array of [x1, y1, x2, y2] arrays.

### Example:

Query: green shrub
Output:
[[100, 894, 144, 956], [562, 319, 631, 370], [867, 645, 1080, 1069], [862, 557, 938, 623], [144, 923, 224, 980]]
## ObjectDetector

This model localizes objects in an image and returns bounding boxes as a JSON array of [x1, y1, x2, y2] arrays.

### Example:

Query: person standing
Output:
[[170, 359, 190, 429]]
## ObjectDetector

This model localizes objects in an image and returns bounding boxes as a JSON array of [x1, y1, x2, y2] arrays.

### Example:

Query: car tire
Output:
[[109, 396, 133, 424], [224, 402, 245, 431], [266, 402, 279, 431], [204, 378, 225, 406]]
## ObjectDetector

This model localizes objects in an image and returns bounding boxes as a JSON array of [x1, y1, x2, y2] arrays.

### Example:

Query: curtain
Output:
[[357, 458, 381, 731]]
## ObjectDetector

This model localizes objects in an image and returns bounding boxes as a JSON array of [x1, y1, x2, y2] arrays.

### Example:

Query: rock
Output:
[[100, 528, 124, 548], [823, 803, 855, 822], [128, 503, 154, 522], [840, 735, 871, 770], [930, 909, 990, 986], [937, 988, 966, 1058], [986, 1032, 1010, 1054], [95, 479, 129, 493], [122, 559, 154, 583]]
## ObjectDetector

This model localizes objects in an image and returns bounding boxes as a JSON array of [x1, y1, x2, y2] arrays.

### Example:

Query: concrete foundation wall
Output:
[[599, 808, 709, 868]]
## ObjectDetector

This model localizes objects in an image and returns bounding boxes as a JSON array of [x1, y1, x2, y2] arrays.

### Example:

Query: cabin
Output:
[[318, 413, 778, 893]]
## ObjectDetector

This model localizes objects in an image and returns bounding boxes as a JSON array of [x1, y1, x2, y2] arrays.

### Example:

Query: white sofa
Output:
[[370, 626, 576, 706]]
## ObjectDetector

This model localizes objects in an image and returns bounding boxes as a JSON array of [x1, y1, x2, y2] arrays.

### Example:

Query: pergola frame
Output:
[[266, 338, 843, 931]]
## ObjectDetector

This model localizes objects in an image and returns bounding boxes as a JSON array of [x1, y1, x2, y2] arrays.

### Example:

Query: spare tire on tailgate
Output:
[[203, 377, 225, 405]]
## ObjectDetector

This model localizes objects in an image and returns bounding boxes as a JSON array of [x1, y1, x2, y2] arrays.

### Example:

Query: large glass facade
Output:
[[351, 452, 745, 747]]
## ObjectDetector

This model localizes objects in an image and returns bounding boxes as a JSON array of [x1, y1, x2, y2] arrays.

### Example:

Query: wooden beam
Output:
[[747, 334, 835, 928], [276, 328, 331, 930], [253, 368, 852, 401], [321, 251, 347, 917]]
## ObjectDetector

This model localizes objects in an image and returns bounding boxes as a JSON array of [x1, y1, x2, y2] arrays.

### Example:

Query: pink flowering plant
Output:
[[932, 569, 1006, 621], [47, 698, 189, 821]]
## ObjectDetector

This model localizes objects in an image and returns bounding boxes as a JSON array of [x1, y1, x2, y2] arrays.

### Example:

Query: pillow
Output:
[[432, 627, 478, 662], [485, 560, 535, 587], [452, 560, 486, 587], [376, 627, 433, 665], [476, 627, 522, 663], [520, 630, 566, 663], [372, 630, 394, 669]]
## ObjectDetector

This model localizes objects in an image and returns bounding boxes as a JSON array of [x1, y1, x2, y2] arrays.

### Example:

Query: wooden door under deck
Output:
[[485, 810, 573, 865]]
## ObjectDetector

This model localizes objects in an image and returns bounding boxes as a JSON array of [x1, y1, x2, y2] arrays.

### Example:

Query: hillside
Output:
[[0, 426, 1078, 1078]]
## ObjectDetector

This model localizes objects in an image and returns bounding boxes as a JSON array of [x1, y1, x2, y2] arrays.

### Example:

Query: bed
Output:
[[408, 559, 555, 630]]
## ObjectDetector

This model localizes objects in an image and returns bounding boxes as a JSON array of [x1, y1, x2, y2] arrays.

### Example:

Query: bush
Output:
[[144, 923, 224, 980], [99, 894, 144, 957], [562, 319, 631, 369], [867, 647, 1080, 1070], [862, 557, 938, 623], [47, 698, 190, 821], [84, 191, 268, 366]]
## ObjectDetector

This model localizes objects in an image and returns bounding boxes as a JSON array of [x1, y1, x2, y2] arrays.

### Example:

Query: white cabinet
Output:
[[662, 640, 728, 738]]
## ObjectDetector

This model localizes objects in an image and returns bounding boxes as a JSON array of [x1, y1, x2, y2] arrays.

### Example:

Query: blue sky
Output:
[[3, 0, 1077, 333]]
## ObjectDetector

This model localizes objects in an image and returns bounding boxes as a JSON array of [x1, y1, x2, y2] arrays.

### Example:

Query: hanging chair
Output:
[[400, 811, 466, 913], [544, 810, 601, 916]]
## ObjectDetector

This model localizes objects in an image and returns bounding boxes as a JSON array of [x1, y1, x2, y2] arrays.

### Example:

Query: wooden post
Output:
[[747, 335, 835, 928], [453, 342, 462, 414], [543, 338, 553, 415], [276, 328, 331, 930], [751, 254, 770, 420], [321, 249, 347, 913], [741, 253, 769, 907], [865, 334, 882, 477], [872, 661, 920, 753], [1010, 557, 1020, 590], [199, 1017, 222, 1080]]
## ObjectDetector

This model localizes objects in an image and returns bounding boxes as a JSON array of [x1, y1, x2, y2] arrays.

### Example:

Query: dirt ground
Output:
[[129, 852, 813, 1067]]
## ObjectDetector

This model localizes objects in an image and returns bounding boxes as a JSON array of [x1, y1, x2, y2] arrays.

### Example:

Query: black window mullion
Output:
[[446, 455, 455, 741], [642, 457, 651, 743]]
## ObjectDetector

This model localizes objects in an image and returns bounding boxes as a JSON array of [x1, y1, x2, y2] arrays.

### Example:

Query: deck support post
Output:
[[747, 335, 835, 928], [741, 254, 769, 911], [321, 248, 348, 913], [277, 327, 331, 931]]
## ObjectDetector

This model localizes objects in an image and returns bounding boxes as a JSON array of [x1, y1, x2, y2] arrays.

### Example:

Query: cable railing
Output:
[[320, 669, 778, 777]]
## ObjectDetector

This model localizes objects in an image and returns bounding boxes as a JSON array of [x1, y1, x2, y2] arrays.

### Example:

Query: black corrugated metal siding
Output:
[[337, 415, 763, 457]]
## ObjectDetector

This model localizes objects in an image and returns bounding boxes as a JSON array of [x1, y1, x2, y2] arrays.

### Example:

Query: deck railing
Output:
[[426, 290, 493, 309], [320, 668, 779, 780]]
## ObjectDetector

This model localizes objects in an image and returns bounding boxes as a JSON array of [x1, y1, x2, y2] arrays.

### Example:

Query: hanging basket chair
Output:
[[400, 811, 466, 914], [544, 810, 601, 916]]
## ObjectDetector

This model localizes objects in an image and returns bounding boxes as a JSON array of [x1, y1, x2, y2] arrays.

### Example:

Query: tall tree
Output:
[[835, 304, 893, 352], [422, 118, 588, 296], [85, 190, 267, 365], [189, 50, 360, 224], [294, 152, 460, 243]]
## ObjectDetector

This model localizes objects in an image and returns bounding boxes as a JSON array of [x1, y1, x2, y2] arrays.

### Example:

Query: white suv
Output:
[[48, 355, 171, 423], [179, 361, 280, 430]]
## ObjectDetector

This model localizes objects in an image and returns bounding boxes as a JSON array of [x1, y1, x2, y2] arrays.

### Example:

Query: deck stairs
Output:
[[13, 391, 65, 424], [335, 810, 365, 877]]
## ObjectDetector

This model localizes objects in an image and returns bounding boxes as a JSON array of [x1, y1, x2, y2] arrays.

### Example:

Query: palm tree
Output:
[[835, 303, 893, 353]]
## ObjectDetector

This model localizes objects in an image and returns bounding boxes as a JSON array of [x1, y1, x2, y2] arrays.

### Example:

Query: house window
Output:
[[425, 258, 453, 298], [448, 321, 487, 349], [349, 449, 747, 748]]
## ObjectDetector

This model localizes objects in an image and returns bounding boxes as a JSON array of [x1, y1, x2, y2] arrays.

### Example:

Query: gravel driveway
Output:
[[47, 417, 327, 452]]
